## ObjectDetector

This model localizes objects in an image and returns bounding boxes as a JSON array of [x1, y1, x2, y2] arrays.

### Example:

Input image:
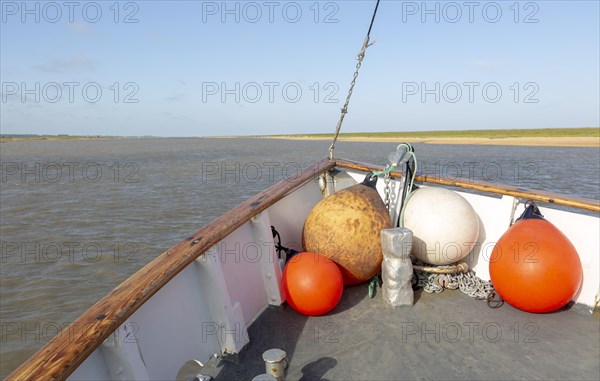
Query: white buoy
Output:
[[403, 187, 479, 265]]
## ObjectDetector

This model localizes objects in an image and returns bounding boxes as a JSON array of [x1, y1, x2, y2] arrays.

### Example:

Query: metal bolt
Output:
[[262, 348, 287, 381], [252, 374, 277, 381], [189, 376, 211, 381]]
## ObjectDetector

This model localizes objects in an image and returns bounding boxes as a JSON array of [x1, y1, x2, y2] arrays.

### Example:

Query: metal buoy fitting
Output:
[[252, 374, 277, 381], [189, 376, 211, 381], [318, 174, 327, 193], [262, 348, 287, 381]]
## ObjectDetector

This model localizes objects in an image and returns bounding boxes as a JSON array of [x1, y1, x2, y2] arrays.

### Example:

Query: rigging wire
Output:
[[328, 0, 381, 160]]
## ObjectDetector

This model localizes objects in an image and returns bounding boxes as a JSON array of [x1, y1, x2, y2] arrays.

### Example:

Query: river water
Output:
[[0, 138, 598, 377]]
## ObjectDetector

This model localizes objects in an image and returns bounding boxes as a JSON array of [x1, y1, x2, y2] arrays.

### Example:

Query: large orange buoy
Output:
[[489, 204, 582, 313], [302, 174, 392, 285], [282, 252, 344, 316]]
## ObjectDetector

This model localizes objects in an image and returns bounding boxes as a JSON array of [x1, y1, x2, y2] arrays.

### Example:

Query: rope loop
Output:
[[370, 163, 397, 180]]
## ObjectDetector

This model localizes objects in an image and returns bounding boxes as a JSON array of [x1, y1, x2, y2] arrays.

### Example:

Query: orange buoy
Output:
[[489, 204, 582, 313], [302, 174, 392, 285], [282, 252, 344, 316]]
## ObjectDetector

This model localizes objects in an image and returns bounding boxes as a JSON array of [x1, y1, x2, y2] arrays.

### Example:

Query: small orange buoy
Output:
[[282, 252, 344, 316], [489, 204, 582, 313]]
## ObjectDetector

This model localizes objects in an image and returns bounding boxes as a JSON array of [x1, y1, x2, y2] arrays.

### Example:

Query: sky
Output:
[[1, 0, 599, 137]]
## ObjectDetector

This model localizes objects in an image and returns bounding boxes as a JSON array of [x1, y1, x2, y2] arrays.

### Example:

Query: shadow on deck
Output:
[[215, 285, 600, 380]]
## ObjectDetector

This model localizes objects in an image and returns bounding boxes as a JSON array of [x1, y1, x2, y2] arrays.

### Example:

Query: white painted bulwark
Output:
[[67, 349, 112, 381], [251, 211, 285, 305], [129, 263, 222, 380], [539, 206, 600, 308], [458, 192, 516, 281], [99, 320, 151, 380], [267, 181, 323, 253]]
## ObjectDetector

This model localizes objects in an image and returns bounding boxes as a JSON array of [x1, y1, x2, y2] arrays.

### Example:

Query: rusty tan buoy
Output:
[[302, 174, 392, 285]]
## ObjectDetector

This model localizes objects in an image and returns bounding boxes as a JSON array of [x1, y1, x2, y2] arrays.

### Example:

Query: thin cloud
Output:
[[165, 94, 187, 102], [66, 21, 94, 35], [33, 55, 96, 73], [465, 60, 502, 70]]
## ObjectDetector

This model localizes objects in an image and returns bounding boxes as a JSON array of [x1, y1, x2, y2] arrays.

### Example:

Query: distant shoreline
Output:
[[253, 128, 600, 147], [0, 136, 119, 143], [3, 128, 598, 147], [257, 136, 599, 147]]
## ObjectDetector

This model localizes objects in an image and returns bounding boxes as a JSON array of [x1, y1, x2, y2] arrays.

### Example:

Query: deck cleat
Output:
[[252, 374, 278, 381], [262, 348, 288, 381]]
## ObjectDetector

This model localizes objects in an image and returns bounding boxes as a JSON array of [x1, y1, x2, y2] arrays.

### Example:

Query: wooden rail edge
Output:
[[6, 158, 335, 381], [336, 158, 600, 213]]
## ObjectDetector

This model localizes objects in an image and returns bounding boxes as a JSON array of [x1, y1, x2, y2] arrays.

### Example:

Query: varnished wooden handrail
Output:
[[7, 158, 335, 381], [336, 158, 600, 213]]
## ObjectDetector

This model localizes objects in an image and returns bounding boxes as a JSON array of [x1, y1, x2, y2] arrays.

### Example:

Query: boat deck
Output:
[[214, 286, 600, 380]]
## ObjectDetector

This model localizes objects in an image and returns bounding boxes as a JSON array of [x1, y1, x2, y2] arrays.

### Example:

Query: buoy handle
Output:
[[516, 202, 545, 221], [362, 172, 378, 188]]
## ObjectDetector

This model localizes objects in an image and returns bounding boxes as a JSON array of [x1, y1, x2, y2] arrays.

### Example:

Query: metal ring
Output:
[[486, 291, 504, 309]]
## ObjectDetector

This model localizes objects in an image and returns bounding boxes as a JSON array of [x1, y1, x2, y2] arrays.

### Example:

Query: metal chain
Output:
[[383, 172, 391, 209], [414, 268, 497, 301], [328, 0, 381, 160], [329, 37, 372, 160]]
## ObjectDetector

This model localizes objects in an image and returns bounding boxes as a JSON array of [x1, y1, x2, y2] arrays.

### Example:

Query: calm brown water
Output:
[[1, 138, 599, 377]]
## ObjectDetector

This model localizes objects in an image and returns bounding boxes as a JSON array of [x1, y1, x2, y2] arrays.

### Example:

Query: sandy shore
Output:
[[260, 136, 600, 147]]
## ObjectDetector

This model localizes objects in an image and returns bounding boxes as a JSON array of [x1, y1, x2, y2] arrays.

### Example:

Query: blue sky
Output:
[[1, 0, 599, 136]]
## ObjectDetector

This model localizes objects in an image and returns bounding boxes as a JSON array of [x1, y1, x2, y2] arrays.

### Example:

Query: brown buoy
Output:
[[302, 173, 392, 285]]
